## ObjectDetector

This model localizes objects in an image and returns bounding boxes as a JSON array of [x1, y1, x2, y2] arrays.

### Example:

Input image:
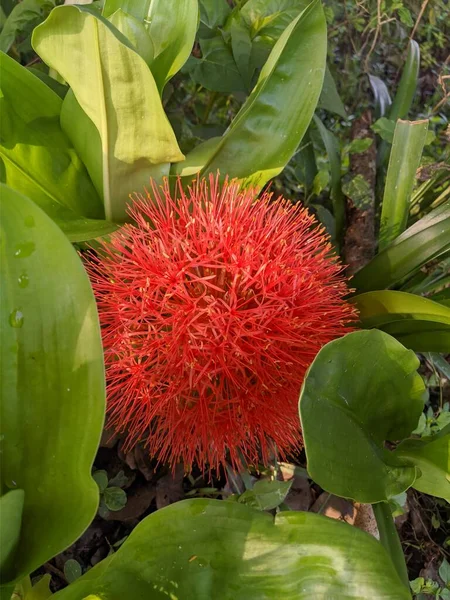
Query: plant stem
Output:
[[372, 501, 409, 590]]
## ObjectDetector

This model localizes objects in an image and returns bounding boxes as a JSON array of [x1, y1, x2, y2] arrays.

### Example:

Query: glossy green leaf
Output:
[[299, 330, 425, 503], [50, 499, 410, 599], [32, 5, 184, 223], [108, 9, 153, 65], [379, 119, 428, 250], [0, 185, 105, 584], [394, 425, 450, 502], [174, 0, 326, 188], [0, 51, 103, 222], [352, 290, 450, 352], [102, 0, 198, 92], [352, 201, 450, 292]]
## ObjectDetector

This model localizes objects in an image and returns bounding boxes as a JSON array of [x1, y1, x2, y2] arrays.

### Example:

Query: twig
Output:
[[409, 0, 431, 42]]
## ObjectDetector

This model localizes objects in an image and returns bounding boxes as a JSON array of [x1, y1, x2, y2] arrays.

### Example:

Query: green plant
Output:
[[1, 0, 449, 598]]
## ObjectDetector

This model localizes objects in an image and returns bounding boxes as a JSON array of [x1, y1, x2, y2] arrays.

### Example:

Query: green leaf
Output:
[[32, 5, 184, 223], [352, 290, 450, 352], [379, 40, 420, 167], [47, 499, 411, 599], [103, 487, 127, 511], [103, 0, 198, 93], [346, 137, 373, 154], [379, 119, 428, 250], [0, 52, 103, 223], [27, 66, 68, 98], [388, 40, 420, 122], [0, 0, 54, 53], [394, 425, 450, 502], [230, 13, 253, 89], [25, 574, 52, 600], [241, 0, 310, 39], [342, 174, 372, 210], [0, 186, 105, 584], [439, 558, 450, 585], [185, 36, 246, 93], [108, 9, 153, 65], [92, 470, 109, 493], [174, 0, 327, 189], [238, 479, 292, 511], [299, 330, 425, 503], [199, 0, 231, 29], [0, 490, 24, 574], [352, 201, 450, 292], [313, 115, 344, 247], [64, 559, 82, 584], [318, 65, 347, 118]]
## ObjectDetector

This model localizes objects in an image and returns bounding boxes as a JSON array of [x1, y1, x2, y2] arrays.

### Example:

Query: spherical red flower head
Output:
[[85, 176, 356, 473]]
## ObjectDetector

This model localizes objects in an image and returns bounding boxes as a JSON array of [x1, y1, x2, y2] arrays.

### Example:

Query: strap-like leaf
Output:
[[352, 201, 450, 292], [32, 5, 184, 223], [0, 186, 105, 583]]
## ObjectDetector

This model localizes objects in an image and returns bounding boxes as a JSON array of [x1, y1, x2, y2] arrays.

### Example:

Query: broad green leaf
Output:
[[352, 290, 450, 352], [32, 5, 184, 223], [0, 490, 24, 574], [102, 0, 198, 93], [0, 186, 105, 584], [313, 115, 344, 247], [108, 9, 153, 65], [394, 425, 450, 502], [174, 0, 326, 188], [50, 499, 410, 599], [352, 201, 450, 292], [0, 0, 54, 53], [299, 330, 425, 503], [0, 52, 103, 222], [379, 119, 428, 250]]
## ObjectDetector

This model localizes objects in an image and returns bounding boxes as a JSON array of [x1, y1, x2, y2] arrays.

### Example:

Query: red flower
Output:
[[85, 176, 356, 472]]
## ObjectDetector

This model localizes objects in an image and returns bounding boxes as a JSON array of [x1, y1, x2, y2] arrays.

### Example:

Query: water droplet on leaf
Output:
[[14, 242, 35, 258], [18, 273, 29, 288], [9, 309, 24, 328]]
